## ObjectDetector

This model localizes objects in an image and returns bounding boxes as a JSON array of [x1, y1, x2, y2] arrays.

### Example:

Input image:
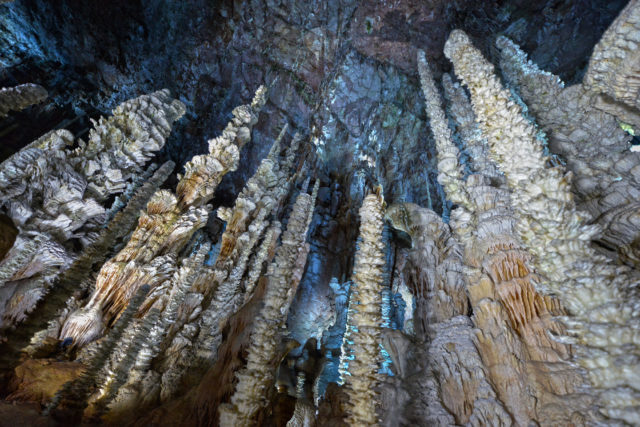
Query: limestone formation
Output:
[[0, 89, 184, 334], [385, 204, 511, 426], [219, 182, 318, 426], [496, 35, 640, 268], [584, 0, 640, 127], [0, 83, 47, 118], [2, 5, 640, 427], [176, 86, 267, 209], [445, 29, 640, 424], [58, 87, 265, 350], [339, 192, 386, 427], [158, 127, 301, 400]]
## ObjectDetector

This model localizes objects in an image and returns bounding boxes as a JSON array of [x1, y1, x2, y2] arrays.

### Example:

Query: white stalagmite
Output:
[[59, 87, 266, 349], [438, 59, 591, 424], [417, 50, 471, 212], [342, 191, 385, 427], [445, 29, 640, 424], [496, 35, 640, 268], [159, 127, 300, 400], [219, 181, 318, 426], [0, 83, 47, 118], [584, 0, 640, 126]]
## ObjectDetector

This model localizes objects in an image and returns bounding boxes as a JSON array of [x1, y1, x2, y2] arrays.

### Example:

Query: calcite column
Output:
[[445, 29, 640, 424]]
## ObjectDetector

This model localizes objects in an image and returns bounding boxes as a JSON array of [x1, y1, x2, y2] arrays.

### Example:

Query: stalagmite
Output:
[[338, 191, 385, 427], [176, 86, 267, 209], [0, 89, 185, 333], [445, 29, 640, 424], [0, 162, 174, 381], [385, 204, 511, 426], [219, 181, 318, 426], [418, 50, 590, 424], [0, 83, 47, 118], [584, 0, 640, 128], [496, 35, 640, 268], [102, 243, 211, 420], [0, 90, 185, 246], [58, 87, 266, 349], [73, 89, 186, 203], [159, 127, 300, 400]]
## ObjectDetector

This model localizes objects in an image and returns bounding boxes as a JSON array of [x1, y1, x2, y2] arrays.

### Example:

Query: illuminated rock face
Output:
[[1, 1, 640, 426]]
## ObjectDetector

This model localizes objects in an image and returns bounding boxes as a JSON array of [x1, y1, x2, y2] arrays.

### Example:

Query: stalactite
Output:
[[445, 29, 640, 424], [584, 0, 640, 128], [340, 191, 385, 427], [219, 181, 318, 427], [0, 83, 47, 118], [59, 87, 266, 349], [496, 35, 640, 268]]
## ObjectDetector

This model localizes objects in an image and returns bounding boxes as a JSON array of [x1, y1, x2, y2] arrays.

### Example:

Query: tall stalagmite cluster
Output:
[[445, 28, 640, 424]]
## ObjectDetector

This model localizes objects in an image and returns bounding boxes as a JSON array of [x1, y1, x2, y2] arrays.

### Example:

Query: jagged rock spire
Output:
[[340, 191, 386, 427], [219, 181, 318, 426], [445, 29, 640, 424], [496, 35, 640, 268]]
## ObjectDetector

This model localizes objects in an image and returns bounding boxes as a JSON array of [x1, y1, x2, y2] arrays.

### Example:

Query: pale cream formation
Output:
[[0, 89, 184, 332], [24, 162, 175, 356], [59, 87, 266, 349], [584, 0, 640, 128], [0, 83, 47, 118], [496, 35, 640, 268], [335, 192, 385, 427], [176, 86, 267, 209], [445, 29, 640, 424], [159, 127, 300, 401], [417, 50, 470, 211], [385, 203, 511, 426], [219, 182, 318, 426], [445, 68, 590, 425]]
